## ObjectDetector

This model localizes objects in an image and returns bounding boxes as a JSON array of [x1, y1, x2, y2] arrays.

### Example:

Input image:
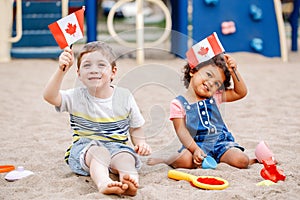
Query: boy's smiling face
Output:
[[189, 65, 225, 99], [77, 51, 116, 89]]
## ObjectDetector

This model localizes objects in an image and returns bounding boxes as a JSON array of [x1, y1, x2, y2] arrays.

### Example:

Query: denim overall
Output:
[[176, 95, 244, 162]]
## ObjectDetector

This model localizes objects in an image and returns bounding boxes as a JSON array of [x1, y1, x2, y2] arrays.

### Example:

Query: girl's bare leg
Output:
[[85, 146, 127, 195], [220, 148, 250, 169], [147, 149, 194, 169], [110, 152, 139, 196]]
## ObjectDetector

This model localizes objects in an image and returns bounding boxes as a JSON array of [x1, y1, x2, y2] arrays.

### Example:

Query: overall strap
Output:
[[175, 95, 190, 110]]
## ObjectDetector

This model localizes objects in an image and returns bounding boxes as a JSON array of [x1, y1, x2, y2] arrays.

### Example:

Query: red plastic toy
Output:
[[260, 158, 286, 183], [0, 165, 15, 173]]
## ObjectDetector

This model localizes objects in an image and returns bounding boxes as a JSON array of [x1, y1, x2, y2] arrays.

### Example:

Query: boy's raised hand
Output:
[[59, 47, 74, 72]]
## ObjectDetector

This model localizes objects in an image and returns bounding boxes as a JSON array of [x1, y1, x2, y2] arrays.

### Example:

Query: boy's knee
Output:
[[86, 145, 111, 166]]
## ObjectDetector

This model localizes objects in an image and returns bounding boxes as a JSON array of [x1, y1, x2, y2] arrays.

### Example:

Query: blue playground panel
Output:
[[170, 0, 295, 59], [192, 0, 282, 57]]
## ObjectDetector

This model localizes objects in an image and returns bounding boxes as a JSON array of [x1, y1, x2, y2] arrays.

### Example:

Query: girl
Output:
[[43, 41, 151, 196], [148, 53, 255, 169]]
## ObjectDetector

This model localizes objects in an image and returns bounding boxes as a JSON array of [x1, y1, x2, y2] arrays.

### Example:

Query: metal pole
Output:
[[61, 0, 69, 17], [170, 0, 189, 58], [0, 0, 22, 62], [136, 0, 144, 64], [85, 0, 98, 42]]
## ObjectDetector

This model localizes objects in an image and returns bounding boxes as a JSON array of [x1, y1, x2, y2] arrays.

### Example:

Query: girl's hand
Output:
[[193, 148, 206, 168], [134, 143, 152, 156], [58, 47, 74, 71], [224, 54, 237, 72]]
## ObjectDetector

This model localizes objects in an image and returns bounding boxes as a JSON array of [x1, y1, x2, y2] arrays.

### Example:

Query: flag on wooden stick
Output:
[[48, 7, 85, 49], [186, 32, 225, 69]]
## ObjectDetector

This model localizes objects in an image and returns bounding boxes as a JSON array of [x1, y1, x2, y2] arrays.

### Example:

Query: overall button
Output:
[[201, 111, 206, 115], [210, 127, 215, 133], [186, 105, 191, 110], [204, 121, 209, 125], [209, 99, 214, 104], [199, 102, 204, 106]]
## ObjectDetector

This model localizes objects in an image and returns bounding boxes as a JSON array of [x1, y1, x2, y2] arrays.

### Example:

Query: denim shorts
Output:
[[68, 137, 142, 176], [178, 132, 244, 163]]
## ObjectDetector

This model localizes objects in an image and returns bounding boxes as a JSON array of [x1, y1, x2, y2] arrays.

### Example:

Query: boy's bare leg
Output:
[[110, 152, 139, 196], [85, 146, 128, 195]]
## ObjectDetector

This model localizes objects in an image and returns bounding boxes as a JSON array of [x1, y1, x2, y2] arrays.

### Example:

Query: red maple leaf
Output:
[[198, 47, 209, 56], [65, 23, 77, 36]]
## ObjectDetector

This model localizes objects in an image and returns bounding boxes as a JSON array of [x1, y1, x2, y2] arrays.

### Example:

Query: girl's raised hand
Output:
[[58, 47, 74, 72], [224, 54, 237, 72]]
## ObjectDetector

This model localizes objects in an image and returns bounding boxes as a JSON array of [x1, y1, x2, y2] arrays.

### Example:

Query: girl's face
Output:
[[189, 65, 225, 99], [77, 51, 116, 89]]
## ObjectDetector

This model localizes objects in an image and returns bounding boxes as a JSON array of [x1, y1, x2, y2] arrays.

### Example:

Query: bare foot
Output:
[[249, 158, 259, 165], [98, 181, 128, 195], [146, 157, 166, 166], [122, 174, 138, 196]]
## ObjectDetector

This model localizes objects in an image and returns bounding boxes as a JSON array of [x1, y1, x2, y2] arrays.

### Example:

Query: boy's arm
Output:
[[222, 54, 248, 102], [43, 47, 74, 107], [130, 127, 151, 156], [43, 69, 65, 107]]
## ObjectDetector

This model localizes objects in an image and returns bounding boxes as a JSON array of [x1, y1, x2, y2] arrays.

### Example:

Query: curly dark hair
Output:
[[183, 53, 231, 90]]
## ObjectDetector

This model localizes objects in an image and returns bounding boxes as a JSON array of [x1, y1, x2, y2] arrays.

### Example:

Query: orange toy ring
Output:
[[0, 165, 15, 173]]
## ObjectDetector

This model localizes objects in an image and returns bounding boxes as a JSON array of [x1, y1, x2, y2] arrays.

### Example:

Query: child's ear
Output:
[[77, 68, 81, 77], [110, 67, 117, 81], [112, 66, 117, 74]]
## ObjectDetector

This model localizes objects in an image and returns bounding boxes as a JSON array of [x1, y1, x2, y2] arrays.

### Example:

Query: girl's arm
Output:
[[172, 118, 206, 165], [43, 48, 74, 107], [130, 127, 151, 156], [222, 54, 248, 102]]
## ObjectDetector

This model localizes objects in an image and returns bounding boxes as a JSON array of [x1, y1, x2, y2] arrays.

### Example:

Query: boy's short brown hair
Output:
[[77, 41, 116, 69]]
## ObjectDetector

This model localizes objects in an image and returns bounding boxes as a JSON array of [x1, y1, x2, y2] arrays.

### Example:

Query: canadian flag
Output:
[[48, 7, 85, 49], [186, 32, 225, 69]]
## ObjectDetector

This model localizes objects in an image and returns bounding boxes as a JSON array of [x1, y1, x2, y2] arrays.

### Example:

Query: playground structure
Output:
[[0, 0, 22, 62], [106, 0, 171, 64], [0, 0, 84, 62], [0, 0, 299, 63]]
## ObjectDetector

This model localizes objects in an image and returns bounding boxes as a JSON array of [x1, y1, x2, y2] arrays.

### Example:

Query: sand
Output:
[[0, 45, 300, 199]]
